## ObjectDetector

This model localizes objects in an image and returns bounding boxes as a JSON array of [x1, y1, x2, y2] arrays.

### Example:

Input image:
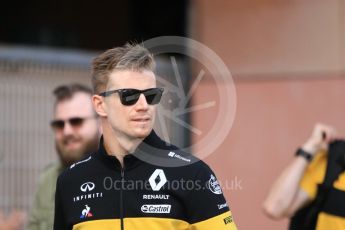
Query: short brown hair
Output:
[[53, 83, 93, 102], [53, 83, 96, 115], [91, 42, 155, 94]]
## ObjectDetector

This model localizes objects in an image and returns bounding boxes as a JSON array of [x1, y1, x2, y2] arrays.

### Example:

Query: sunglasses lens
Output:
[[117, 88, 164, 106], [120, 89, 141, 105], [69, 118, 84, 127], [144, 88, 163, 105], [51, 118, 85, 130], [51, 120, 64, 129]]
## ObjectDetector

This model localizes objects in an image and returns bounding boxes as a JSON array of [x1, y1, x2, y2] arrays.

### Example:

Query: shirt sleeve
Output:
[[299, 150, 327, 199], [27, 181, 42, 230], [185, 163, 237, 230], [54, 176, 70, 230]]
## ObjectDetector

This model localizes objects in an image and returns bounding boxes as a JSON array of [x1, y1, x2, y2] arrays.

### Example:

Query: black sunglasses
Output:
[[99, 87, 164, 106], [50, 117, 95, 130]]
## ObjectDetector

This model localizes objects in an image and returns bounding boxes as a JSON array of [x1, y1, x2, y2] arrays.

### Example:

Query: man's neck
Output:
[[103, 130, 143, 168]]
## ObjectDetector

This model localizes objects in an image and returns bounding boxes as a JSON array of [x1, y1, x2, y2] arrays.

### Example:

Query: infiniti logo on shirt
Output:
[[80, 182, 95, 192], [73, 182, 103, 202]]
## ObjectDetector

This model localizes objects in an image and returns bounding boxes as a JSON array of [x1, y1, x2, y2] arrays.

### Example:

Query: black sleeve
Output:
[[54, 176, 70, 230], [185, 163, 237, 230]]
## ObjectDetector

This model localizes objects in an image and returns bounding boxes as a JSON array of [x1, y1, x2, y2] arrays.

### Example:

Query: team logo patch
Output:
[[206, 174, 222, 195], [80, 205, 93, 219], [168, 151, 191, 162], [141, 204, 171, 214], [80, 182, 95, 192], [148, 169, 167, 191], [223, 216, 233, 225], [217, 203, 228, 210], [73, 181, 103, 202], [143, 194, 170, 200]]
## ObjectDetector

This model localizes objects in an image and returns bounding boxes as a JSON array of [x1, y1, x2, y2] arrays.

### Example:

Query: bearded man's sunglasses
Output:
[[99, 88, 164, 106], [50, 117, 96, 130]]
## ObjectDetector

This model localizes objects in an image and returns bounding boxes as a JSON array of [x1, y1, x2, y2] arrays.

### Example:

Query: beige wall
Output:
[[193, 0, 344, 75], [191, 1, 345, 229]]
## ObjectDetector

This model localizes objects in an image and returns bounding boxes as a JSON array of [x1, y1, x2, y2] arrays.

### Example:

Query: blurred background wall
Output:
[[1, 0, 345, 229], [0, 0, 190, 221], [0, 47, 94, 212], [192, 0, 345, 229]]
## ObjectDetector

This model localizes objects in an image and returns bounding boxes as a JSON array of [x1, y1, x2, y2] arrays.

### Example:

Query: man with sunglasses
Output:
[[54, 43, 237, 230], [29, 84, 101, 230]]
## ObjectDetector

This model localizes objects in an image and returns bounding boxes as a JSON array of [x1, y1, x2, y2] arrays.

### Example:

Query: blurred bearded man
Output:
[[28, 84, 101, 230]]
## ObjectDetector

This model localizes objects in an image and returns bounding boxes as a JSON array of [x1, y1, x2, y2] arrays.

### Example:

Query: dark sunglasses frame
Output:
[[50, 117, 96, 130], [99, 87, 164, 106]]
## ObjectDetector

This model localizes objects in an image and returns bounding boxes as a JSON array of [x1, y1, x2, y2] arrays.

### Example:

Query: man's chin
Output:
[[60, 155, 84, 167], [56, 136, 100, 166], [57, 148, 84, 166], [131, 128, 152, 139]]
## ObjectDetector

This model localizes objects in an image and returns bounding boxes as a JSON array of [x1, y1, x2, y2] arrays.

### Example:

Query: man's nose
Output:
[[62, 122, 75, 135], [135, 94, 149, 110]]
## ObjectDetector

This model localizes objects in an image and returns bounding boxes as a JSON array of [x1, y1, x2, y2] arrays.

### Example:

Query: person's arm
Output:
[[27, 188, 41, 230], [262, 123, 336, 219], [27, 173, 46, 230]]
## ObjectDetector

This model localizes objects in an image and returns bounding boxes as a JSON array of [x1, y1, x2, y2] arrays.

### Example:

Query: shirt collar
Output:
[[95, 130, 171, 170]]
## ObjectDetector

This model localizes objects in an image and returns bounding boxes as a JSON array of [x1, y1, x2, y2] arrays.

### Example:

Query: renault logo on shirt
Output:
[[149, 169, 167, 191], [80, 182, 95, 192]]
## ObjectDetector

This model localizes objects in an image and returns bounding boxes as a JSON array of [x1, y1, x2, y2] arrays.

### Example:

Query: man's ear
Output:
[[92, 95, 107, 117]]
